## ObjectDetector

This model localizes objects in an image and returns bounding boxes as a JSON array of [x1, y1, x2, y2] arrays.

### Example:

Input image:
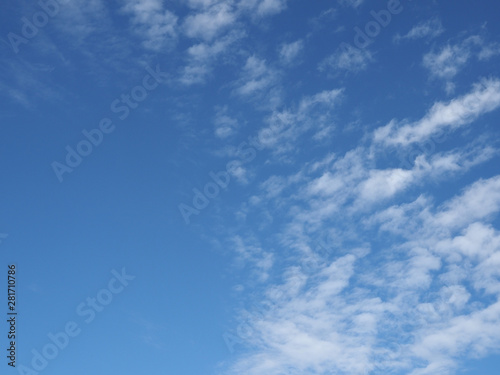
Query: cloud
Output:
[[122, 0, 178, 51], [225, 254, 383, 375], [260, 175, 289, 199], [183, 1, 236, 41], [357, 168, 415, 203], [54, 0, 108, 42], [230, 235, 274, 282], [478, 42, 500, 61], [291, 139, 494, 215], [433, 175, 500, 231], [218, 65, 500, 375], [214, 106, 239, 138], [279, 40, 304, 65], [0, 57, 66, 107], [356, 144, 497, 206], [410, 301, 500, 375], [374, 78, 500, 146], [423, 42, 471, 81], [219, 75, 500, 372], [394, 18, 444, 43], [320, 43, 373, 73], [222, 161, 500, 374], [179, 30, 244, 85], [238, 0, 288, 17], [423, 35, 500, 83], [234, 56, 283, 108], [256, 89, 343, 153]]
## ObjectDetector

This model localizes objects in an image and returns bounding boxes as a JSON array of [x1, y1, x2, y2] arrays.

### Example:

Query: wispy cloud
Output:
[[279, 40, 304, 65], [238, 0, 288, 17], [214, 106, 239, 139], [374, 78, 500, 146], [230, 235, 274, 283], [55, 0, 108, 42], [183, 1, 236, 41], [0, 56, 65, 107], [256, 88, 343, 153], [219, 63, 500, 372], [180, 30, 244, 85], [236, 55, 277, 96], [122, 0, 178, 51], [394, 17, 444, 43], [422, 35, 500, 90], [222, 160, 500, 375], [232, 55, 283, 109], [320, 43, 373, 73]]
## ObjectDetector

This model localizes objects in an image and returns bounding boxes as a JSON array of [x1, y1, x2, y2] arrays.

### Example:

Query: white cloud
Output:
[[320, 43, 373, 73], [301, 141, 496, 211], [433, 175, 500, 231], [410, 301, 500, 374], [122, 0, 178, 50], [394, 18, 444, 43], [423, 35, 500, 82], [478, 42, 500, 61], [423, 43, 471, 80], [256, 89, 343, 153], [180, 30, 244, 85], [183, 2, 236, 41], [238, 0, 288, 17], [357, 168, 414, 203], [436, 222, 500, 261], [231, 235, 274, 282], [235, 55, 281, 100], [56, 0, 107, 40], [171, 8, 500, 375], [219, 74, 500, 371], [260, 175, 288, 199], [223, 168, 500, 374], [374, 78, 500, 146], [279, 40, 304, 65], [214, 106, 239, 138]]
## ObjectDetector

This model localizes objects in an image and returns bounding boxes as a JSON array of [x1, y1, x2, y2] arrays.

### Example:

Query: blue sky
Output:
[[1, 0, 500, 374]]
